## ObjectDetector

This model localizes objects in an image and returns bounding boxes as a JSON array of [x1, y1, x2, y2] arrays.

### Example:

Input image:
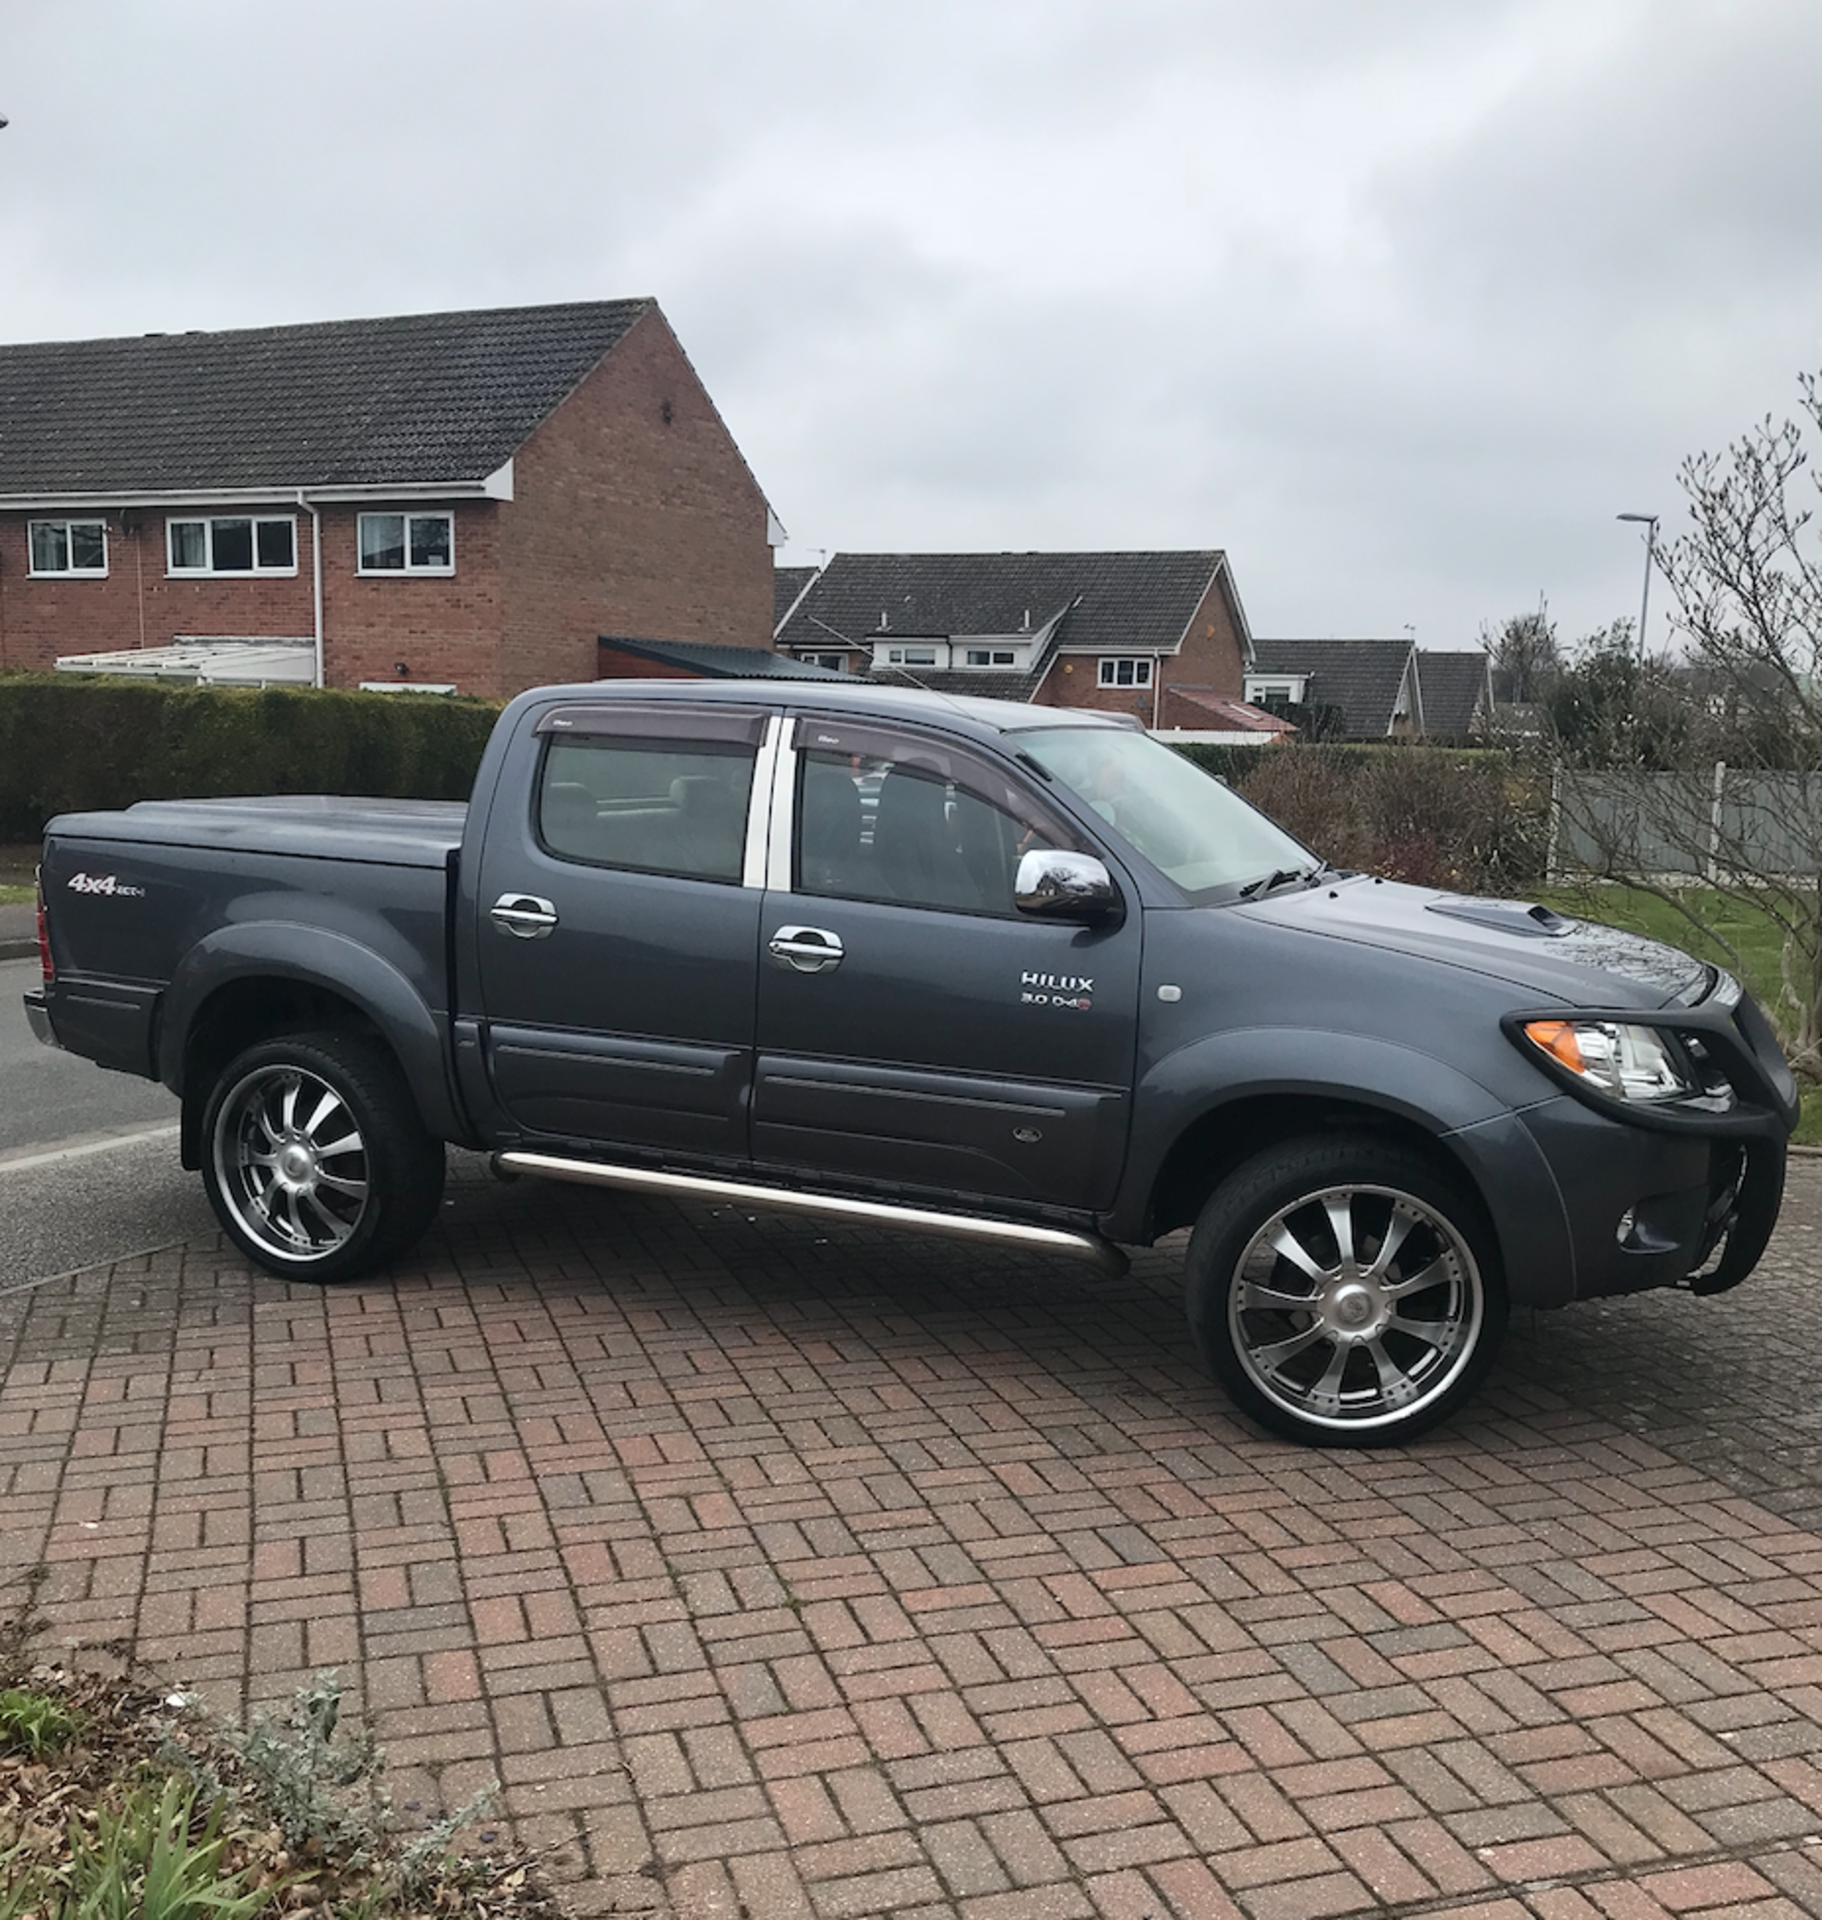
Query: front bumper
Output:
[[23, 988, 60, 1051], [1505, 976, 1794, 1302], [1517, 1091, 1788, 1303]]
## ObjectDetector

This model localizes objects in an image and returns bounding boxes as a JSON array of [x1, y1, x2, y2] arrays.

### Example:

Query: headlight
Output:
[[1521, 1019, 1699, 1103]]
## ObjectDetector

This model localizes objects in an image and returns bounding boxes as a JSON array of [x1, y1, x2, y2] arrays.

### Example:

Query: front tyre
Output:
[[1187, 1136, 1505, 1447], [202, 1031, 445, 1283]]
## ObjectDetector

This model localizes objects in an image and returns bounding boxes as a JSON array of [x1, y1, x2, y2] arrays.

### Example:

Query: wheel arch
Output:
[[163, 925, 468, 1170], [1146, 1094, 1485, 1241], [1114, 1028, 1577, 1307]]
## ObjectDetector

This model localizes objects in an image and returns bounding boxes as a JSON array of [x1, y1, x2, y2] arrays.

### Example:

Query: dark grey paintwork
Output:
[[23, 677, 1799, 1318]]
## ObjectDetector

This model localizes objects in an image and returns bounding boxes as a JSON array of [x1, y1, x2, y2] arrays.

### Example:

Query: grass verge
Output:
[[1537, 881, 1822, 1143]]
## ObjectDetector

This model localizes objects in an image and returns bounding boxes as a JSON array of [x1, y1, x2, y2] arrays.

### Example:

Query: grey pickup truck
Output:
[[25, 679, 1797, 1445]]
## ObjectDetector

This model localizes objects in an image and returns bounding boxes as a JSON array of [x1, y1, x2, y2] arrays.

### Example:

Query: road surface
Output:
[[0, 955, 210, 1283]]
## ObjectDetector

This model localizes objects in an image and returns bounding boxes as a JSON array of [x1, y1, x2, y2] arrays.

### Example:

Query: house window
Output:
[[1098, 657, 1152, 688], [963, 649, 1019, 668], [167, 516, 296, 575], [29, 520, 108, 576], [1245, 677, 1306, 703], [800, 652, 848, 672], [358, 512, 454, 575], [885, 647, 939, 667]]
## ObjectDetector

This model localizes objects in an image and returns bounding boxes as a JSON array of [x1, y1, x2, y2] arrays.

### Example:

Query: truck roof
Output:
[[519, 676, 1141, 739]]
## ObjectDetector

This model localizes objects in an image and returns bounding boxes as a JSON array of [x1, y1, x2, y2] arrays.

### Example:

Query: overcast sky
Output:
[[5, 0, 1821, 653]]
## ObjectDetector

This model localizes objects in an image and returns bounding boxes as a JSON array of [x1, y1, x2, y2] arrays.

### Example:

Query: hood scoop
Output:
[[1425, 897, 1576, 939]]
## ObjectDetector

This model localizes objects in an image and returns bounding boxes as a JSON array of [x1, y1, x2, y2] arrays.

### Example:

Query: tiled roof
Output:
[[596, 635, 845, 680], [1251, 638, 1417, 739], [773, 565, 820, 630], [867, 659, 1054, 704], [1416, 650, 1494, 742], [0, 299, 653, 494], [775, 551, 1233, 657], [1160, 687, 1293, 734]]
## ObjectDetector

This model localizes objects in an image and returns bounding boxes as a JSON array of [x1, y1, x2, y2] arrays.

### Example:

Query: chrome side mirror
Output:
[[1015, 848, 1123, 922]]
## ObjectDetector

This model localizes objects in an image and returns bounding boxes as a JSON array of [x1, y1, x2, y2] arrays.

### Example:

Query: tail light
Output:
[[35, 873, 52, 983]]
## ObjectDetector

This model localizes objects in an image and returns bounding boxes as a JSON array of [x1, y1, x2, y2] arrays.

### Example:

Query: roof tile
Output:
[[0, 299, 652, 493]]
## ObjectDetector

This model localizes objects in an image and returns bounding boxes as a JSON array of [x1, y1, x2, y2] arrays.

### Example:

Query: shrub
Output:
[[1204, 743, 1549, 894], [0, 675, 500, 842]]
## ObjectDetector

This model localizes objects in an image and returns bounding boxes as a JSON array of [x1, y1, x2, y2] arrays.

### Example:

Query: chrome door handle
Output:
[[769, 925, 844, 973], [491, 893, 559, 939]]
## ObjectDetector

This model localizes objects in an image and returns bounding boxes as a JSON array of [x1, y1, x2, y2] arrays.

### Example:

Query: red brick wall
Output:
[[1031, 563, 1248, 722], [497, 307, 773, 699], [315, 501, 504, 692], [0, 508, 316, 671]]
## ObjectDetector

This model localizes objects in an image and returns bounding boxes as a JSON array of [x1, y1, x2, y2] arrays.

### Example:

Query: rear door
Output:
[[474, 701, 771, 1159], [752, 716, 1143, 1210]]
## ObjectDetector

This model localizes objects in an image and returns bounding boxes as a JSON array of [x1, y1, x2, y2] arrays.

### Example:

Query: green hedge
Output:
[[0, 675, 502, 842]]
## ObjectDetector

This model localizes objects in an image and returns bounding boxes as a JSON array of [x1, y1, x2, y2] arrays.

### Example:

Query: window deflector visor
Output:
[[535, 705, 768, 746]]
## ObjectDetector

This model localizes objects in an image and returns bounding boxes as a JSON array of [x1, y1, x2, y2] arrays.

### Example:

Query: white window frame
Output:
[[799, 652, 848, 672], [166, 515, 298, 577], [962, 647, 1021, 669], [357, 510, 456, 577], [28, 518, 108, 578], [1098, 657, 1153, 688], [885, 646, 940, 667]]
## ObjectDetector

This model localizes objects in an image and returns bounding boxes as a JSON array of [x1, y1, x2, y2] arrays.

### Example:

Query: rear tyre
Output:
[[1186, 1135, 1505, 1447], [202, 1030, 445, 1283]]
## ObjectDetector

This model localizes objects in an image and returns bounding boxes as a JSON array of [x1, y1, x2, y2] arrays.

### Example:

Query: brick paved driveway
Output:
[[8, 1157, 1822, 1920]]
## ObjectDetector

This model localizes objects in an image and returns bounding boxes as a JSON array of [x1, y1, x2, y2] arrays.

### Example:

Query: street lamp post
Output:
[[1617, 512, 1659, 660]]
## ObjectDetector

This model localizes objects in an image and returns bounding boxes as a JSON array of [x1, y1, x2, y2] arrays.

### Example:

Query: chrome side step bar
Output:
[[494, 1150, 1130, 1278]]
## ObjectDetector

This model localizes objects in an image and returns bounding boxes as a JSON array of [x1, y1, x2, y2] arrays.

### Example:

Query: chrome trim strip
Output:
[[742, 715, 785, 890], [764, 717, 797, 891], [496, 1149, 1128, 1277]]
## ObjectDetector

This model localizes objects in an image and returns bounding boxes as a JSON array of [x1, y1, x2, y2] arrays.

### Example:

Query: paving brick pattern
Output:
[[9, 1157, 1822, 1919]]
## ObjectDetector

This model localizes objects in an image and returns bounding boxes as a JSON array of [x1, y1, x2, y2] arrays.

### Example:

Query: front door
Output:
[[752, 716, 1143, 1211], [475, 701, 769, 1160]]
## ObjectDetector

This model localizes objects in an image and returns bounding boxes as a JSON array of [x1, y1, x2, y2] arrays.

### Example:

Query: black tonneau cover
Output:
[[49, 796, 468, 870]]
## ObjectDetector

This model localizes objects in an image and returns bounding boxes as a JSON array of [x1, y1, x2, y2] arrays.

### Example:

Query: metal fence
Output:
[[1553, 766, 1822, 882]]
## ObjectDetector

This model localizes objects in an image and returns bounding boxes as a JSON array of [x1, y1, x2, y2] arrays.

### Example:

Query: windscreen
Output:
[[1017, 727, 1316, 899]]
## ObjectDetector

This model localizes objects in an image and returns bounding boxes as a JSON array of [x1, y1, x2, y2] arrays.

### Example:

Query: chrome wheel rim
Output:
[[1227, 1181, 1484, 1434], [212, 1063, 371, 1264]]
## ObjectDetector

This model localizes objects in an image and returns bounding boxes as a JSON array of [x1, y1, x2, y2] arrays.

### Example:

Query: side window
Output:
[[794, 722, 1078, 915], [535, 719, 757, 883]]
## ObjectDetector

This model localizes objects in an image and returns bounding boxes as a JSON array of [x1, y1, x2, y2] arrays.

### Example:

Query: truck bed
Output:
[[38, 796, 467, 1083], [55, 795, 468, 869]]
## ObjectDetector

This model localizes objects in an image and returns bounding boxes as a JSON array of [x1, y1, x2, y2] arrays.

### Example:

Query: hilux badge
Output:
[[1019, 969, 1093, 1011]]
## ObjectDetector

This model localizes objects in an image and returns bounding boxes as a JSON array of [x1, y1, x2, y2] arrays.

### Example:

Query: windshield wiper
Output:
[[1237, 864, 1325, 900]]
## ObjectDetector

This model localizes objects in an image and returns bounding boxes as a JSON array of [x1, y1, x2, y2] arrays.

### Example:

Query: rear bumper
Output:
[[23, 988, 60, 1051]]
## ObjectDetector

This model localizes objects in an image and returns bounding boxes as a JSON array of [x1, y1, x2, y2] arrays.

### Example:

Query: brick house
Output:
[[1247, 639, 1495, 743], [773, 550, 1255, 725], [0, 299, 777, 697], [1247, 638, 1423, 740]]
